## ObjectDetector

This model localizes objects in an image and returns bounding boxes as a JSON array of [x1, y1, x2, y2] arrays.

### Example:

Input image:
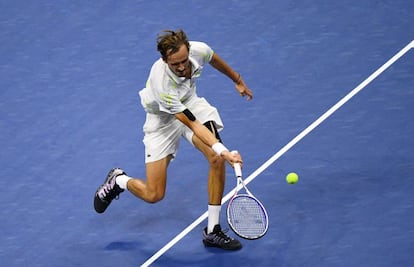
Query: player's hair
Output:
[[157, 29, 190, 62]]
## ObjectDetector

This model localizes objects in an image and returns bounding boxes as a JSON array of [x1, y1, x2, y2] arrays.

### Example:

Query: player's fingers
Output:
[[233, 155, 243, 165], [229, 151, 242, 167], [245, 88, 253, 100], [239, 88, 253, 100]]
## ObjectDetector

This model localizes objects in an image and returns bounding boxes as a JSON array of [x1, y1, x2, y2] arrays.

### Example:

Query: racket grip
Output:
[[231, 150, 242, 177], [234, 163, 242, 177]]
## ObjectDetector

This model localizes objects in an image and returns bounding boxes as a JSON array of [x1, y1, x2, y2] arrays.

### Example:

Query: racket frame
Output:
[[226, 162, 269, 240]]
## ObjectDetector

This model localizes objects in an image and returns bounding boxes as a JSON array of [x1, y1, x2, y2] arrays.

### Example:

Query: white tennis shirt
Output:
[[139, 41, 214, 115]]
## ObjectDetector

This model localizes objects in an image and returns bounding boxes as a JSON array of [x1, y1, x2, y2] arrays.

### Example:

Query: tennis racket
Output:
[[226, 154, 269, 240]]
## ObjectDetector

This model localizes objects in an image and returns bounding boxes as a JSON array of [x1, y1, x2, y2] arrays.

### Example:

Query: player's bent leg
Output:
[[93, 156, 172, 213], [126, 155, 172, 203]]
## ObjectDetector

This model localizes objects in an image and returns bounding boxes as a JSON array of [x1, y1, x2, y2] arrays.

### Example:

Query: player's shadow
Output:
[[104, 241, 142, 251]]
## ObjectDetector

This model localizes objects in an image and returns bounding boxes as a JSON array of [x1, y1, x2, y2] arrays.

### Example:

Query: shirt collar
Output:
[[165, 56, 201, 84]]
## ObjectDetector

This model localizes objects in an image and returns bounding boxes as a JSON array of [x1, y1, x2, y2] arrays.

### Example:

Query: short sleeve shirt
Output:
[[139, 41, 214, 115]]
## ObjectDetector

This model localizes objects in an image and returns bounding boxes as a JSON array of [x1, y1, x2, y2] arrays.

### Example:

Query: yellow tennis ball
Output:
[[286, 172, 299, 184]]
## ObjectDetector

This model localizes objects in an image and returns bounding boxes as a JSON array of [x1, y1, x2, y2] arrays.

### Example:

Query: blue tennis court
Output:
[[1, 1, 413, 266]]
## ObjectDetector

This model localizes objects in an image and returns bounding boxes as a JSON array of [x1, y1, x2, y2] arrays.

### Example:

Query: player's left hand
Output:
[[235, 78, 253, 100]]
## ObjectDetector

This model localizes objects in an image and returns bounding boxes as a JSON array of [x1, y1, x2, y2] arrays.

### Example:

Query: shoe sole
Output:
[[202, 240, 242, 250]]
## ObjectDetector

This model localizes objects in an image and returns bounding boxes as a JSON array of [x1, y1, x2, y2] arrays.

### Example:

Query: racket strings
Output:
[[228, 196, 267, 237]]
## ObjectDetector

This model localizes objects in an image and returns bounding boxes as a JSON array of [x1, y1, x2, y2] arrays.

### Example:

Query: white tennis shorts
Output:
[[142, 97, 223, 163]]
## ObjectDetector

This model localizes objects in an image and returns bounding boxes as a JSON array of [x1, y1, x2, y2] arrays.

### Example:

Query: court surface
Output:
[[1, 1, 413, 266]]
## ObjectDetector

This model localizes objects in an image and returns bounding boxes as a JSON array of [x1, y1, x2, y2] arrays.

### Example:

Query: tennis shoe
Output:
[[94, 168, 125, 213], [203, 224, 242, 250]]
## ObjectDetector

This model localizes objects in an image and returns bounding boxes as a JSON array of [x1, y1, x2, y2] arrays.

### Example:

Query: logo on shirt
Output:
[[160, 93, 175, 106]]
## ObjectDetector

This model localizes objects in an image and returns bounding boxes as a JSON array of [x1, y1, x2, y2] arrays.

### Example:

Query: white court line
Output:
[[140, 40, 413, 267]]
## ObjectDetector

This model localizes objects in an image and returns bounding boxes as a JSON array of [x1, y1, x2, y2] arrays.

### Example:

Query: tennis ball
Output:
[[286, 172, 299, 184]]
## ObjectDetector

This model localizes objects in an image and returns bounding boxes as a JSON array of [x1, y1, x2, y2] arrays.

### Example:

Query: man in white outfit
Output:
[[94, 29, 253, 250]]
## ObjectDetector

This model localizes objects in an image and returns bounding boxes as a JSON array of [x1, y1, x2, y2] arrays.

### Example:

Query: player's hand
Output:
[[235, 78, 253, 100], [222, 150, 243, 168]]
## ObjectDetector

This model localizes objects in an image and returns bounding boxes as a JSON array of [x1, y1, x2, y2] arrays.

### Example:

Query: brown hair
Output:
[[157, 29, 190, 62]]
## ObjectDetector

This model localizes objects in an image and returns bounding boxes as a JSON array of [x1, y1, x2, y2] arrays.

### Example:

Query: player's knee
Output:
[[145, 191, 165, 203], [146, 195, 164, 204], [209, 153, 225, 168]]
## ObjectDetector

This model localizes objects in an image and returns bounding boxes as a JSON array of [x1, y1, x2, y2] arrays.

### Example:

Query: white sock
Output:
[[208, 205, 221, 233], [116, 175, 131, 190]]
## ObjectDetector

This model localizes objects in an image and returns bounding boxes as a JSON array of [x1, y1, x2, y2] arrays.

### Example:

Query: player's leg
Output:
[[126, 155, 173, 203], [202, 121, 226, 205], [191, 121, 242, 250], [193, 132, 225, 205], [192, 123, 226, 206], [93, 157, 171, 213], [94, 115, 181, 212]]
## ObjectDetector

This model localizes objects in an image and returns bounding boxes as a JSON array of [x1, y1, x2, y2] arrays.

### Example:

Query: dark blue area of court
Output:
[[1, 1, 413, 266]]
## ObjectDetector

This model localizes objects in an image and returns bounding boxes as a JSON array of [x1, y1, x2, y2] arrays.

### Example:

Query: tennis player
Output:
[[94, 29, 253, 250]]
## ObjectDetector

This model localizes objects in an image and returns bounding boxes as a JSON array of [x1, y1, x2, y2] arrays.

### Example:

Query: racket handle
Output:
[[234, 163, 242, 177], [231, 150, 242, 177]]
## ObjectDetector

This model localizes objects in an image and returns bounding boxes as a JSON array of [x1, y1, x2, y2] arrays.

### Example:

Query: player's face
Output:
[[166, 44, 190, 78]]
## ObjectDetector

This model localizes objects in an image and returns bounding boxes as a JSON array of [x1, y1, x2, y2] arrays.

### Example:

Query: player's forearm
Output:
[[210, 53, 241, 84], [175, 112, 219, 147], [191, 121, 220, 147], [192, 123, 233, 157], [178, 115, 241, 163]]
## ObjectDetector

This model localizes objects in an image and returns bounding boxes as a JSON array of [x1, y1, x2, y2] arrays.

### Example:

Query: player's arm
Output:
[[175, 110, 241, 165], [209, 53, 253, 100]]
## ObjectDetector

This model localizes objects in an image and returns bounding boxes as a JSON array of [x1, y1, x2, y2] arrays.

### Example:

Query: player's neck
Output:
[[185, 64, 192, 79]]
